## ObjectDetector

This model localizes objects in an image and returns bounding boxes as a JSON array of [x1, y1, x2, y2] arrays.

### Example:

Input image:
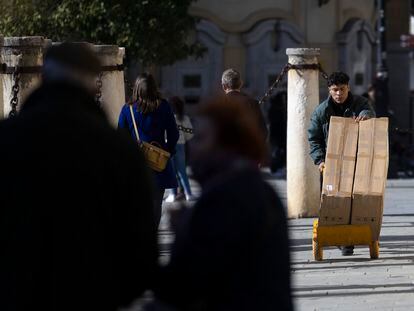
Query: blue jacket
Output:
[[118, 100, 179, 189]]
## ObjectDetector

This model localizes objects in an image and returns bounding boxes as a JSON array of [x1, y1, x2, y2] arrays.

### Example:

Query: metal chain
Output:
[[258, 64, 291, 105], [95, 72, 103, 106], [258, 63, 329, 105], [317, 63, 329, 81], [177, 124, 194, 134], [9, 68, 21, 118]]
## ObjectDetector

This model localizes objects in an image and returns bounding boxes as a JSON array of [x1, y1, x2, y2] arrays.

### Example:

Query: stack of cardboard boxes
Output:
[[319, 117, 389, 240]]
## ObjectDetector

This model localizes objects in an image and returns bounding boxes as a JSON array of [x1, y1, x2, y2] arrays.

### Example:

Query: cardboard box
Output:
[[352, 195, 384, 239], [319, 117, 359, 225], [319, 195, 352, 225], [352, 118, 389, 240]]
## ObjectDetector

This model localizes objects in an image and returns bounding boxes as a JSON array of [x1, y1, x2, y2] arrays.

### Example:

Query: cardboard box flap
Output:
[[322, 117, 359, 196], [353, 117, 389, 195]]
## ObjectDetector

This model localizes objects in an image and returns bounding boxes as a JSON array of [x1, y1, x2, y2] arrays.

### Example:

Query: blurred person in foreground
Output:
[[0, 43, 157, 311], [118, 73, 179, 227], [149, 96, 293, 311], [222, 68, 268, 140], [165, 96, 195, 202]]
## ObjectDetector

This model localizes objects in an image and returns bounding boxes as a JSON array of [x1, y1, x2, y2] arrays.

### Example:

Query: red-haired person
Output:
[[150, 96, 292, 311]]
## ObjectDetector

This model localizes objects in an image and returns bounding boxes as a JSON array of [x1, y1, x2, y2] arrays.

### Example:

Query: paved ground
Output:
[[140, 177, 414, 310], [280, 179, 414, 311]]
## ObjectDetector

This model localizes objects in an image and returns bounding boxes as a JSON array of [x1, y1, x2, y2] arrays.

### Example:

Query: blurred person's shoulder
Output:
[[227, 91, 258, 107]]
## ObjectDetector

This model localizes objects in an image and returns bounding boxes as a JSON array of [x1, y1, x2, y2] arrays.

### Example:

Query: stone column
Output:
[[1, 36, 46, 119], [286, 48, 321, 218], [94, 45, 126, 127]]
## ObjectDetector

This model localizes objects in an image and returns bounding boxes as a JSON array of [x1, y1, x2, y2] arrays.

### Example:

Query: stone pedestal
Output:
[[0, 36, 46, 119], [93, 45, 126, 127], [286, 48, 321, 218]]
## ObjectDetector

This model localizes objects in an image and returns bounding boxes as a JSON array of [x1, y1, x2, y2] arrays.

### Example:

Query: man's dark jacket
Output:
[[226, 91, 268, 138], [308, 93, 376, 165], [0, 82, 157, 311], [154, 153, 292, 311]]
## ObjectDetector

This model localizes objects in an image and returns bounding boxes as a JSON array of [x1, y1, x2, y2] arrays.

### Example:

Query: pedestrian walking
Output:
[[0, 43, 158, 311], [149, 96, 292, 311], [165, 96, 195, 202], [118, 73, 179, 227], [308, 71, 376, 256], [222, 68, 268, 139]]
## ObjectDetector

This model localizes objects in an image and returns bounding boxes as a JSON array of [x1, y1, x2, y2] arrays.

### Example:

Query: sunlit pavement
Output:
[[144, 177, 414, 311]]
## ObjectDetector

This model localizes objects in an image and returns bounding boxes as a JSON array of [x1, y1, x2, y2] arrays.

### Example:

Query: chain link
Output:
[[95, 72, 103, 106], [258, 64, 291, 105], [317, 63, 329, 81], [258, 63, 329, 105], [9, 68, 21, 118], [177, 124, 194, 134]]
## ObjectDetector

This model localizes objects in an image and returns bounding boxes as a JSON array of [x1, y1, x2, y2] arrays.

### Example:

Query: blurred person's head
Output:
[[169, 96, 185, 120], [327, 72, 350, 104], [132, 73, 161, 114], [222, 68, 242, 93], [190, 96, 266, 172], [42, 42, 101, 94]]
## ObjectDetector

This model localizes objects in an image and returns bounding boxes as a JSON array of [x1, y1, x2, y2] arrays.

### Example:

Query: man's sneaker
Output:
[[341, 245, 354, 256], [165, 194, 176, 203]]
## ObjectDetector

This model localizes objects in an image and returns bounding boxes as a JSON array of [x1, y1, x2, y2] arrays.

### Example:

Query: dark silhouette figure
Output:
[[118, 73, 179, 227], [268, 91, 287, 173], [150, 97, 292, 311], [0, 43, 157, 311], [221, 68, 268, 140]]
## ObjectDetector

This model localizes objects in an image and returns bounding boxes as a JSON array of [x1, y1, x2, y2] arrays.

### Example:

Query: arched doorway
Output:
[[337, 18, 376, 95], [243, 19, 304, 99], [161, 20, 226, 109]]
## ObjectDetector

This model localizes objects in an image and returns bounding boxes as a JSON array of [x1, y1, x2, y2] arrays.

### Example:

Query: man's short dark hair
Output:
[[222, 68, 242, 90], [327, 72, 350, 87]]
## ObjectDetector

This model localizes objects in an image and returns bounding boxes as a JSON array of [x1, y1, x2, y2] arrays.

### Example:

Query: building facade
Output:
[[160, 1, 412, 135], [161, 0, 378, 104]]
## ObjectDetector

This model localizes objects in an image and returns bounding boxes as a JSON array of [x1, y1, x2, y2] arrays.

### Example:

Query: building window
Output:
[[183, 74, 201, 88]]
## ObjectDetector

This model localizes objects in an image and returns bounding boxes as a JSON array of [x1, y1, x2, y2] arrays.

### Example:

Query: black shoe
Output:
[[341, 246, 354, 256]]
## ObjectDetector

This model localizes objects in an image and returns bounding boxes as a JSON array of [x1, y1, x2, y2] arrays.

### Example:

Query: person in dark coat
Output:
[[118, 73, 179, 227], [307, 71, 375, 256], [150, 97, 292, 311], [0, 43, 158, 311], [222, 68, 268, 140]]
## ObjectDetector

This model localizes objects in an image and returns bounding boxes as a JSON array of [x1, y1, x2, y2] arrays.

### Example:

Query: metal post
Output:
[[375, 0, 389, 117]]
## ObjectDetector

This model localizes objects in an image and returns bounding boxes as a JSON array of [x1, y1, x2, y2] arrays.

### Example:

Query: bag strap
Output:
[[129, 105, 141, 142]]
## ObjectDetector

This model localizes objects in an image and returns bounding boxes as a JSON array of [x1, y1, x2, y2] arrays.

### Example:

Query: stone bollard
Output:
[[286, 48, 321, 218], [93, 45, 126, 127], [0, 36, 47, 119]]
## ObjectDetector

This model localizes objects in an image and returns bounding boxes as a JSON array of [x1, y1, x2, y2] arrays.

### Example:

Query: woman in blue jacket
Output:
[[118, 73, 179, 227]]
